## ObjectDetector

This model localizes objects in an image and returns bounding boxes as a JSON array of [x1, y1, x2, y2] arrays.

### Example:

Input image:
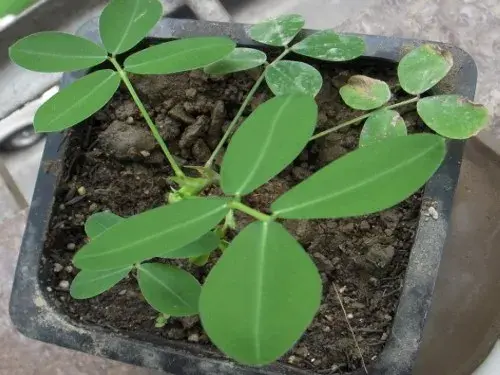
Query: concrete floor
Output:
[[1, 0, 499, 374]]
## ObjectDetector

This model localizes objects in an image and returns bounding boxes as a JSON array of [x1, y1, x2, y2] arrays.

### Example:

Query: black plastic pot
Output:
[[10, 17, 478, 375]]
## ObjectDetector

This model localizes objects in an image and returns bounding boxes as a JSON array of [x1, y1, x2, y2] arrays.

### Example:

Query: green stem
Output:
[[229, 201, 272, 222], [310, 96, 420, 141], [109, 57, 185, 177], [205, 48, 291, 168]]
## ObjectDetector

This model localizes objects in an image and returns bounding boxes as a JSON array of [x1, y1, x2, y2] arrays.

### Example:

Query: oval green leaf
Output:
[[291, 30, 365, 61], [9, 31, 107, 72], [34, 69, 120, 132], [417, 95, 489, 139], [265, 60, 323, 97], [221, 95, 318, 195], [99, 0, 163, 55], [340, 75, 391, 110], [124, 37, 236, 74], [138, 263, 201, 316], [200, 221, 321, 365], [70, 266, 132, 299], [73, 197, 230, 270], [272, 134, 446, 219], [398, 44, 453, 95], [359, 109, 407, 147], [249, 14, 305, 47], [204, 48, 267, 75], [161, 231, 219, 258], [85, 212, 123, 238]]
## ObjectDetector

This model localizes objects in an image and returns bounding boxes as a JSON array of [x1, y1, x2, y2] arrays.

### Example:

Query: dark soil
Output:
[[42, 57, 426, 374]]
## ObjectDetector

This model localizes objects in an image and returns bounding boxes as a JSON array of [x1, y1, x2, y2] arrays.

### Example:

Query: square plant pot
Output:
[[10, 17, 478, 375]]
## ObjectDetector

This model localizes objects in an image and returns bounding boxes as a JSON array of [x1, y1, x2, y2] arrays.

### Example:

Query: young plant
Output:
[[10, 0, 489, 368]]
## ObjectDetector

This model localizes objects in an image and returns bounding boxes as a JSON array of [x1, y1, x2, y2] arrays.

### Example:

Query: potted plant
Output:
[[9, 1, 488, 374]]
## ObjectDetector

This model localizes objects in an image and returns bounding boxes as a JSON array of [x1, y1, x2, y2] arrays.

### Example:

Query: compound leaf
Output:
[[417, 95, 489, 139], [34, 69, 120, 132], [124, 37, 236, 74], [398, 44, 453, 95], [138, 263, 201, 316], [204, 48, 267, 75], [265, 60, 323, 97], [359, 109, 407, 147], [161, 231, 220, 259], [200, 221, 321, 365], [70, 266, 132, 299], [9, 31, 107, 72], [85, 212, 123, 238], [73, 197, 229, 270], [99, 0, 163, 55], [221, 95, 317, 195], [340, 75, 391, 110], [291, 30, 365, 61], [272, 134, 446, 219], [249, 14, 304, 47]]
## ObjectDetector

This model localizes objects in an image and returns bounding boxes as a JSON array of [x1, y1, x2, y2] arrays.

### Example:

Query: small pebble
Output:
[[339, 286, 347, 293], [53, 263, 63, 273], [119, 289, 127, 296], [64, 265, 73, 273], [59, 204, 65, 210], [88, 203, 98, 212], [322, 326, 331, 332], [140, 150, 150, 157], [126, 116, 134, 124], [381, 332, 388, 341], [428, 206, 439, 220], [360, 220, 370, 230], [384, 314, 392, 321], [287, 355, 298, 364], [187, 333, 200, 342], [46, 286, 53, 292], [77, 186, 86, 196], [58, 280, 70, 291], [347, 313, 354, 319], [66, 243, 76, 251]]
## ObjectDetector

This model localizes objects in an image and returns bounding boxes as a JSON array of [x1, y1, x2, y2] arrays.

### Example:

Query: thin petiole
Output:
[[310, 96, 420, 141], [205, 48, 291, 168], [108, 57, 185, 178], [228, 201, 272, 222]]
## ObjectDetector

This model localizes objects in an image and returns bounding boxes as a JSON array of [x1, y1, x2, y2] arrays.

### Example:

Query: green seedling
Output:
[[10, 0, 489, 367]]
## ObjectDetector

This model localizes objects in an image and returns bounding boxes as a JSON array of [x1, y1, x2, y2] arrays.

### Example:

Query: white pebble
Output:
[[46, 286, 53, 292], [187, 333, 199, 342], [428, 206, 439, 220], [347, 313, 354, 319], [58, 280, 70, 291], [287, 355, 298, 364], [66, 243, 76, 250], [64, 265, 73, 273], [77, 186, 86, 196], [339, 286, 347, 293], [119, 289, 127, 296], [53, 263, 63, 273], [140, 150, 150, 157]]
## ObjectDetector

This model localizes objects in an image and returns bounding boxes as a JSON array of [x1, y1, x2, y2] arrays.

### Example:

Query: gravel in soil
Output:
[[42, 57, 426, 374]]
